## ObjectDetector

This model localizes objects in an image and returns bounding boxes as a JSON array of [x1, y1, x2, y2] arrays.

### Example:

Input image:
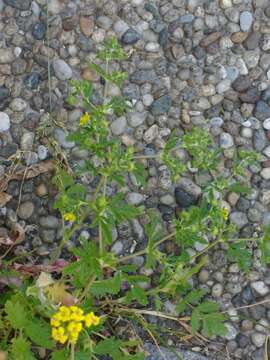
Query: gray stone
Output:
[[240, 11, 253, 32], [10, 98, 27, 112], [111, 241, 124, 255], [175, 187, 198, 208], [18, 202, 34, 220], [21, 132, 34, 151], [121, 28, 140, 45], [0, 112, 10, 132], [251, 281, 269, 296], [53, 59, 72, 80], [3, 0, 31, 10], [123, 84, 140, 100], [150, 95, 171, 115], [0, 49, 14, 63], [143, 124, 159, 143], [229, 212, 248, 229], [224, 323, 238, 340], [111, 116, 127, 135], [130, 69, 157, 84], [263, 118, 270, 130], [220, 132, 234, 149], [232, 75, 251, 92], [254, 101, 270, 120], [39, 216, 59, 229], [32, 23, 46, 40], [126, 192, 145, 205], [251, 333, 266, 347], [24, 72, 40, 89], [0, 86, 10, 110], [128, 112, 147, 127], [37, 145, 48, 160], [253, 129, 267, 151], [54, 128, 75, 149]]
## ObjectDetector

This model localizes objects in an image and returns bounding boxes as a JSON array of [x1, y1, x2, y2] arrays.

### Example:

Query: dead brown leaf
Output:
[[0, 192, 12, 207], [0, 223, 25, 246], [0, 160, 55, 192]]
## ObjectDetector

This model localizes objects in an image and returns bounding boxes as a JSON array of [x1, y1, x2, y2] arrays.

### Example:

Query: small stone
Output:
[[128, 112, 146, 127], [220, 132, 234, 149], [212, 283, 223, 298], [24, 72, 40, 89], [198, 269, 210, 283], [261, 168, 270, 180], [150, 95, 171, 115], [232, 75, 251, 92], [254, 129, 267, 151], [216, 79, 231, 94], [231, 32, 248, 44], [79, 17, 94, 37], [0, 49, 14, 64], [21, 132, 34, 151], [37, 145, 48, 160], [32, 23, 46, 40], [0, 86, 10, 110], [121, 28, 140, 45], [142, 94, 154, 106], [53, 59, 72, 80], [143, 124, 159, 143], [239, 88, 260, 104], [10, 98, 27, 112], [251, 281, 269, 296], [3, 0, 31, 10], [225, 323, 238, 340], [39, 216, 59, 229], [243, 32, 260, 50], [251, 333, 266, 348], [200, 32, 222, 47], [145, 42, 160, 52], [111, 116, 127, 135], [175, 188, 197, 208], [54, 129, 75, 149], [240, 11, 253, 32], [263, 118, 270, 130], [130, 69, 157, 84], [254, 101, 270, 120], [18, 201, 34, 220], [36, 183, 48, 197], [111, 241, 123, 255], [220, 0, 232, 8], [126, 192, 145, 205], [229, 212, 248, 229], [0, 112, 10, 132]]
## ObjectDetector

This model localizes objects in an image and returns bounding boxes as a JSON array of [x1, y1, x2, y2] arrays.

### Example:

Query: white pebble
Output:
[[0, 112, 10, 132]]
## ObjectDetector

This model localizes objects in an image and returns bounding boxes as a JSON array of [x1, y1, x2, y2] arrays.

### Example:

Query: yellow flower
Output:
[[51, 305, 100, 345], [79, 112, 91, 126], [84, 312, 100, 328], [63, 213, 76, 222]]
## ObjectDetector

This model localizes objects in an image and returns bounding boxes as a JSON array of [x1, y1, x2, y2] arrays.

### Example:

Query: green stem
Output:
[[70, 343, 75, 360], [78, 275, 96, 304], [117, 232, 176, 263]]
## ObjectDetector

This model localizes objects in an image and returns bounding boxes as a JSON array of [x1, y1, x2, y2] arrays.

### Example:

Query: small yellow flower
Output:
[[63, 213, 76, 222], [84, 312, 100, 328], [51, 306, 100, 345], [79, 112, 91, 126]]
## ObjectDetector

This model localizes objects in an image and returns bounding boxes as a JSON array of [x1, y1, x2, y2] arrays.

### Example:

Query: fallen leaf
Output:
[[9, 223, 25, 245], [0, 192, 12, 207], [36, 272, 54, 288], [45, 282, 75, 305]]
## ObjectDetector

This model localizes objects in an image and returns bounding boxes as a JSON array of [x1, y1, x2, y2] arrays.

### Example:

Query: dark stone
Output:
[[243, 32, 260, 50], [144, 342, 208, 360], [78, 34, 95, 51], [11, 59, 27, 75], [254, 101, 270, 120], [121, 28, 140, 45], [250, 305, 266, 320], [241, 285, 255, 305], [251, 348, 264, 360], [144, 3, 160, 19], [158, 204, 174, 215], [150, 94, 171, 115], [32, 23, 46, 40], [159, 28, 168, 47], [62, 17, 76, 31], [130, 69, 157, 84], [193, 46, 206, 59], [239, 87, 261, 103], [236, 334, 249, 348], [200, 32, 222, 47], [179, 14, 194, 24], [149, 19, 166, 33], [24, 72, 40, 89], [0, 86, 10, 110], [1, 143, 18, 158], [206, 41, 220, 55], [3, 0, 31, 10], [262, 88, 270, 102], [175, 188, 197, 208], [232, 75, 251, 92], [265, 6, 270, 18]]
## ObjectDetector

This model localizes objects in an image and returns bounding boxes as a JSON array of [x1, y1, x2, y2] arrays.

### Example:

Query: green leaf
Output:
[[229, 182, 251, 194], [176, 289, 206, 314], [197, 301, 219, 313], [260, 226, 270, 265], [191, 309, 200, 334], [95, 338, 123, 359], [11, 337, 35, 360], [51, 350, 69, 360], [91, 272, 121, 297], [25, 319, 54, 349], [5, 300, 28, 329], [122, 354, 145, 360], [125, 285, 148, 306], [227, 241, 252, 272]]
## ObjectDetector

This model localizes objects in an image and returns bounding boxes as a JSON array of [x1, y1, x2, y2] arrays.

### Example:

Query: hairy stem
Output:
[[70, 343, 75, 360]]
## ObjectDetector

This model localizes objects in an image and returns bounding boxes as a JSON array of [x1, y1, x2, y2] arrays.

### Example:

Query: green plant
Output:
[[0, 37, 267, 360]]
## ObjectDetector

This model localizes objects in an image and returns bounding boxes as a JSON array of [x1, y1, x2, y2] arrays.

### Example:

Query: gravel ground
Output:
[[1, 0, 270, 359]]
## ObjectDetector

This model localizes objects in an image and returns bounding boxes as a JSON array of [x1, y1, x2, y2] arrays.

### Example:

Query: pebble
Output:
[[110, 116, 127, 135], [32, 23, 46, 40], [251, 281, 269, 296], [150, 95, 171, 115], [0, 49, 14, 63], [211, 283, 223, 298], [3, 0, 31, 10], [39, 216, 59, 229], [232, 75, 251, 92], [263, 118, 270, 130], [53, 59, 73, 80], [126, 192, 145, 205], [251, 333, 266, 348], [24, 72, 40, 89], [18, 201, 34, 220], [0, 86, 10, 110], [0, 112, 10, 132], [36, 184, 48, 197], [220, 133, 234, 149], [54, 129, 75, 149], [128, 112, 147, 127], [10, 98, 27, 112], [121, 28, 140, 45], [240, 11, 253, 32], [143, 124, 159, 143], [37, 145, 48, 160], [130, 69, 157, 84], [175, 187, 197, 208], [254, 101, 270, 120], [229, 212, 248, 229], [80, 17, 94, 37]]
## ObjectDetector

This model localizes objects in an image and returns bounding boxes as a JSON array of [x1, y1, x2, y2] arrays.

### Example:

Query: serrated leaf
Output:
[[11, 337, 35, 360], [191, 309, 200, 334], [51, 350, 69, 360], [94, 338, 123, 359], [197, 301, 219, 313], [91, 273, 121, 297], [25, 319, 53, 349], [229, 183, 251, 194], [125, 286, 148, 306], [5, 300, 28, 329], [122, 354, 145, 360]]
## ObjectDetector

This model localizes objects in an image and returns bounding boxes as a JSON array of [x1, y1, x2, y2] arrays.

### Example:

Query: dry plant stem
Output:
[[264, 334, 269, 360], [117, 231, 176, 263]]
